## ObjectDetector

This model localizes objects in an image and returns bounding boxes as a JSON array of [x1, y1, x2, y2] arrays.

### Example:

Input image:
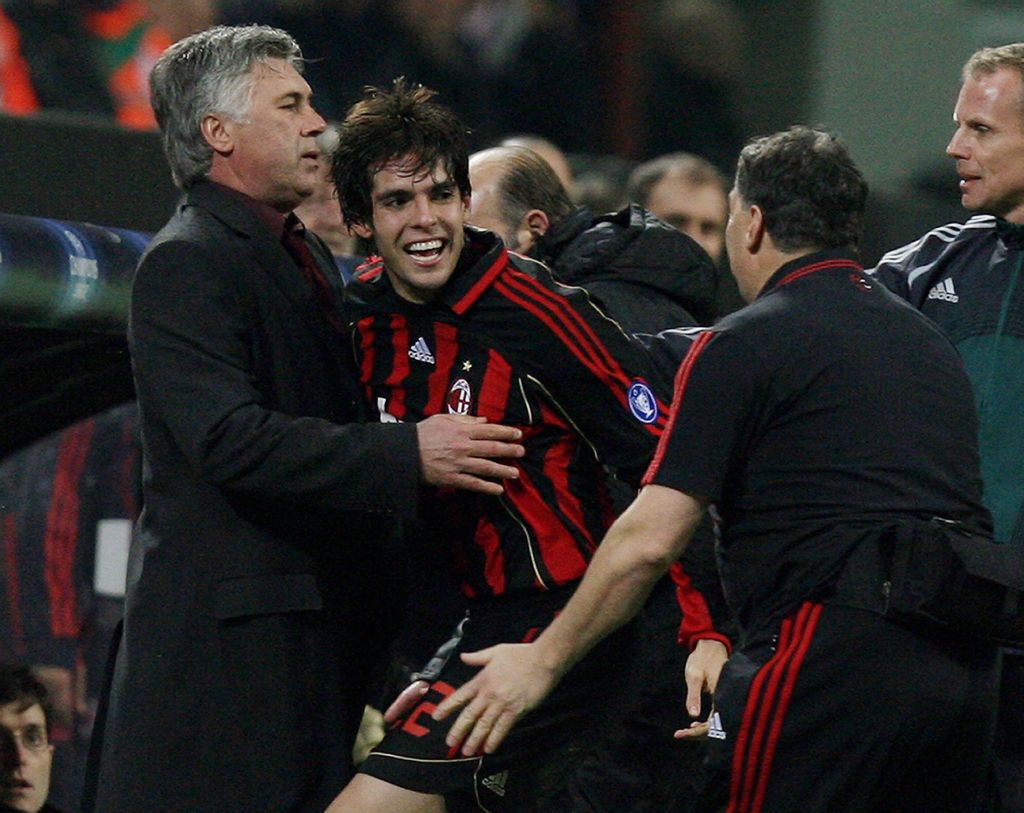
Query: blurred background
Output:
[[1, 0, 1023, 257], [3, 2, 1024, 810]]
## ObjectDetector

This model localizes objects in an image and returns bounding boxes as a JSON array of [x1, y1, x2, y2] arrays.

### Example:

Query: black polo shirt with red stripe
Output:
[[345, 228, 669, 601], [643, 248, 991, 636]]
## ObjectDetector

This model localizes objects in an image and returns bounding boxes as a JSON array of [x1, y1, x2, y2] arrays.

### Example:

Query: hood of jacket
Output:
[[532, 204, 718, 325]]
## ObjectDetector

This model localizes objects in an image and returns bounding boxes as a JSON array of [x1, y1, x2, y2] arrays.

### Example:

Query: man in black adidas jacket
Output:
[[869, 42, 1024, 813]]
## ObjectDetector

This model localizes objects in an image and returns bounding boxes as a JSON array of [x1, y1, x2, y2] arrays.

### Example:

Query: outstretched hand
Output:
[[431, 643, 558, 756], [417, 414, 525, 496], [675, 638, 728, 740]]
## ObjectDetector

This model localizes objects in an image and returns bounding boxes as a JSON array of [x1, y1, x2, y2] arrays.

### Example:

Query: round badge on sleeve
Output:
[[627, 381, 659, 424]]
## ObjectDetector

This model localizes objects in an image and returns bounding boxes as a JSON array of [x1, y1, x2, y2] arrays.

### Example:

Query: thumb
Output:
[[460, 646, 498, 667]]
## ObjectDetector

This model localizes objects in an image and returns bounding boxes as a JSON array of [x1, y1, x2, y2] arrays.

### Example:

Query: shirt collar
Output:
[[995, 217, 1024, 250], [757, 247, 863, 299], [207, 181, 290, 238]]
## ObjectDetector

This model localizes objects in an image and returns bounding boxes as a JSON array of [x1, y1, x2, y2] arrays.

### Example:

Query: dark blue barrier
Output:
[[0, 212, 149, 330], [0, 213, 149, 456]]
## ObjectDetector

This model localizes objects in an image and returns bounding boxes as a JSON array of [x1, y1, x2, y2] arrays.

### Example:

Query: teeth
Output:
[[408, 239, 442, 252]]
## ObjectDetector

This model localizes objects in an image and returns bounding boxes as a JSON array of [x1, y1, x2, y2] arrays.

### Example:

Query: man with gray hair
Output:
[[870, 41, 1024, 813], [88, 25, 523, 813]]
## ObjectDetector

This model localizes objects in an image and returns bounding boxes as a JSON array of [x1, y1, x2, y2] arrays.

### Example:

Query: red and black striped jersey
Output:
[[346, 229, 668, 600]]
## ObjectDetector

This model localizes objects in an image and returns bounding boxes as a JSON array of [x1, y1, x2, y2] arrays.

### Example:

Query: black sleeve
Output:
[[643, 329, 762, 502], [489, 268, 668, 487], [129, 238, 420, 512]]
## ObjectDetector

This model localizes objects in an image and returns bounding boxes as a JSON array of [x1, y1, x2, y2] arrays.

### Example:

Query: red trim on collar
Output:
[[775, 258, 861, 289], [451, 247, 508, 315]]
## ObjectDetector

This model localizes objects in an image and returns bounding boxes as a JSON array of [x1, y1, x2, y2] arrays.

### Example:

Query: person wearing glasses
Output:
[[0, 664, 64, 813]]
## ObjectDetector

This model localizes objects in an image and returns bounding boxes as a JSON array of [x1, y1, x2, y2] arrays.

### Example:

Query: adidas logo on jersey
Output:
[[927, 278, 959, 303], [408, 336, 436, 364], [481, 770, 509, 797], [707, 711, 727, 740]]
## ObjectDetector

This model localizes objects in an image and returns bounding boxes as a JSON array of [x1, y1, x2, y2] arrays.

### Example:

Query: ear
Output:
[[511, 209, 550, 253], [524, 209, 550, 238], [201, 113, 235, 156], [745, 204, 766, 253], [351, 220, 374, 240]]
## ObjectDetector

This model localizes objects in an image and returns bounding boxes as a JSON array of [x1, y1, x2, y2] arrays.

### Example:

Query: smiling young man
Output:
[[870, 42, 1024, 813], [325, 79, 725, 813]]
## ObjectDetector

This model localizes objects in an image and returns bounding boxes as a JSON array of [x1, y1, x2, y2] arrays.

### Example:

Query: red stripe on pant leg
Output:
[[730, 612, 804, 812], [727, 615, 795, 812], [737, 603, 820, 812], [728, 603, 819, 812], [750, 603, 823, 812]]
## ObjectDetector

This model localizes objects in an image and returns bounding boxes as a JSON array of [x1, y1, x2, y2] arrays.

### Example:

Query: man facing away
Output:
[[324, 78, 725, 813], [89, 25, 522, 813], [870, 42, 1024, 813], [436, 126, 1001, 813]]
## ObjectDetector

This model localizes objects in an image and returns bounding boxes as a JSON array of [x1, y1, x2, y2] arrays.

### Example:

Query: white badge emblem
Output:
[[628, 381, 659, 424], [447, 378, 473, 415]]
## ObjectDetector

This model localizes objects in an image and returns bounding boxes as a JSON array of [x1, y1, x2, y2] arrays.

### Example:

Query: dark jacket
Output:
[[92, 181, 420, 812], [531, 204, 719, 333], [870, 215, 1024, 549], [531, 205, 734, 644]]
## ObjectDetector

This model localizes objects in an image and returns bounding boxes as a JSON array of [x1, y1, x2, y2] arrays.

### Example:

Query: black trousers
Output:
[[696, 602, 1000, 813]]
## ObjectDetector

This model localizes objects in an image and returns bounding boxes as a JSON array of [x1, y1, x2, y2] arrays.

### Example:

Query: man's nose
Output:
[[946, 128, 968, 158], [304, 106, 326, 136], [412, 196, 438, 226]]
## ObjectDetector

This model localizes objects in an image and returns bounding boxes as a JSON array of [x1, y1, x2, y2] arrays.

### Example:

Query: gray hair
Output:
[[149, 25, 303, 189]]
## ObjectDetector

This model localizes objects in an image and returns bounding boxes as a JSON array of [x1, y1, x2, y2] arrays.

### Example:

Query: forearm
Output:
[[532, 485, 703, 679]]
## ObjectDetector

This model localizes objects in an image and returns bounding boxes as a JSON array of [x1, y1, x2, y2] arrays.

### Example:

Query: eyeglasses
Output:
[[2, 725, 49, 754]]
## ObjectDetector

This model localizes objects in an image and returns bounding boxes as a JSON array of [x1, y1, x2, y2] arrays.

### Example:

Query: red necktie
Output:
[[282, 213, 344, 333]]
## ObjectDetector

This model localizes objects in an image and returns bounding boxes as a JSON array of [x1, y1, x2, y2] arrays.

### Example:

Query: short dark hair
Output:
[[626, 151, 727, 207], [734, 126, 867, 253], [331, 78, 471, 231], [474, 146, 575, 233], [0, 664, 51, 735]]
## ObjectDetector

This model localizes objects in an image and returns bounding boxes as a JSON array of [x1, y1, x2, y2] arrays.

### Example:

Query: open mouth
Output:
[[405, 238, 446, 266]]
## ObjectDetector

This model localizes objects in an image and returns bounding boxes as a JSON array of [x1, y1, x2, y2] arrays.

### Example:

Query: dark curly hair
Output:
[[0, 663, 51, 734], [735, 126, 867, 253], [331, 77, 471, 231]]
